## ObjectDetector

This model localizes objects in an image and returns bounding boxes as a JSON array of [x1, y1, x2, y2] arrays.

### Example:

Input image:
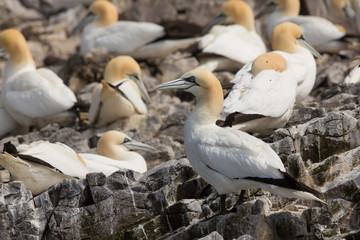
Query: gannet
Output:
[[270, 22, 321, 103], [0, 97, 17, 138], [0, 141, 88, 196], [88, 56, 149, 126], [80, 130, 155, 175], [257, 0, 347, 52], [198, 0, 266, 72], [158, 68, 324, 213], [74, 0, 198, 58], [330, 0, 356, 20], [0, 29, 76, 127], [217, 52, 297, 135]]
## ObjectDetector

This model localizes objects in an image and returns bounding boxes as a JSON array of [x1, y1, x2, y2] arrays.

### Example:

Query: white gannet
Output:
[[257, 0, 347, 53], [158, 68, 324, 213], [0, 29, 76, 127], [80, 130, 155, 175], [344, 56, 360, 84], [198, 0, 266, 72], [217, 52, 297, 135], [74, 0, 198, 58], [88, 56, 149, 126], [0, 96, 18, 138], [0, 141, 88, 196], [270, 22, 321, 103]]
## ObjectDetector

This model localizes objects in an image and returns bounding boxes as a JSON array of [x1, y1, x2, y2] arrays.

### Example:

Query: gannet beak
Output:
[[343, 2, 356, 20], [72, 12, 95, 35], [128, 73, 151, 103], [203, 12, 227, 34], [122, 139, 156, 152], [157, 77, 198, 91], [0, 47, 8, 59], [255, 1, 276, 19], [297, 35, 322, 58]]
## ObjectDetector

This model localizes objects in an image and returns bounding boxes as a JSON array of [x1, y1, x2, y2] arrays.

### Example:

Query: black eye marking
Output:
[[297, 35, 305, 41], [123, 137, 131, 143]]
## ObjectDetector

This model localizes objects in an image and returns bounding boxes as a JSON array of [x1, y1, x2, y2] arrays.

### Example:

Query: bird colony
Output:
[[0, 0, 360, 239]]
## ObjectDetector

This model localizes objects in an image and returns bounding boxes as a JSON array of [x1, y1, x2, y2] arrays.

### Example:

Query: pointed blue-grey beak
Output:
[[122, 138, 155, 152], [255, 1, 277, 19], [203, 12, 227, 34], [297, 35, 322, 58]]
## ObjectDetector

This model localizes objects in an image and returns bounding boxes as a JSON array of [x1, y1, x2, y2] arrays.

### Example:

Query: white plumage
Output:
[[0, 29, 76, 127], [0, 97, 17, 138]]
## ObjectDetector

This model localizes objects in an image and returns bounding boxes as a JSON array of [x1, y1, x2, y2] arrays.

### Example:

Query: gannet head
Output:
[[256, 0, 300, 19], [203, 0, 255, 33], [97, 130, 155, 157], [271, 22, 321, 58], [0, 29, 35, 67], [104, 56, 151, 103], [251, 52, 287, 77], [330, 0, 355, 20], [157, 68, 224, 123], [72, 0, 118, 33]]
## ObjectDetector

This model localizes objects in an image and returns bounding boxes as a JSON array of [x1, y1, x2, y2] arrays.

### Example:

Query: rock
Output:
[[322, 165, 360, 202]]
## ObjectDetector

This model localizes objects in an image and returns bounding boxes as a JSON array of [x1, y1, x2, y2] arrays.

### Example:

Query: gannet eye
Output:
[[187, 76, 196, 83], [123, 137, 131, 143], [297, 35, 305, 41]]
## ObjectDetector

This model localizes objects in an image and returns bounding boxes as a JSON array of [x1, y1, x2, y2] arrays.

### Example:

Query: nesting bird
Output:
[[88, 56, 150, 126], [158, 68, 325, 213], [198, 0, 266, 71], [344, 56, 360, 84], [80, 130, 155, 175], [0, 141, 88, 196], [257, 0, 347, 52], [74, 0, 198, 58], [0, 29, 76, 127], [217, 52, 297, 135]]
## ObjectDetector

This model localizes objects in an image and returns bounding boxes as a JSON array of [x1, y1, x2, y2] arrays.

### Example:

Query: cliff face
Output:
[[0, 0, 360, 239]]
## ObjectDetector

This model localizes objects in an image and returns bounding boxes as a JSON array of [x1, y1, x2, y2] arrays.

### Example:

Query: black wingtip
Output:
[[3, 141, 18, 154]]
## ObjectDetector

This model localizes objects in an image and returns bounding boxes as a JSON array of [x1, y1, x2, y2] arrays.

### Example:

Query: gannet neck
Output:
[[0, 29, 35, 68], [104, 56, 141, 83], [271, 22, 302, 54], [90, 0, 118, 27], [221, 0, 255, 31], [188, 69, 224, 125], [274, 0, 300, 17], [251, 52, 287, 77]]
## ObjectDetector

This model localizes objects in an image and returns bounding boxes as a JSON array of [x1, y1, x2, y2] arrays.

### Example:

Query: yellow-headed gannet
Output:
[[88, 56, 149, 126], [257, 0, 347, 52], [0, 141, 88, 196], [0, 29, 76, 127], [271, 22, 321, 103], [80, 130, 155, 175], [74, 0, 198, 58], [217, 52, 296, 135], [198, 0, 266, 72], [158, 68, 324, 214]]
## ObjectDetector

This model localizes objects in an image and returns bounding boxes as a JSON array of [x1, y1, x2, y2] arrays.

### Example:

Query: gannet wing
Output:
[[200, 25, 266, 64], [115, 80, 147, 114], [4, 69, 76, 118], [95, 21, 165, 53], [287, 16, 345, 46], [223, 69, 296, 117], [195, 128, 286, 180]]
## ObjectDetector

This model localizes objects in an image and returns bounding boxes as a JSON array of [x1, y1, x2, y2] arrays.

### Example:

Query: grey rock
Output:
[[237, 235, 256, 240]]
